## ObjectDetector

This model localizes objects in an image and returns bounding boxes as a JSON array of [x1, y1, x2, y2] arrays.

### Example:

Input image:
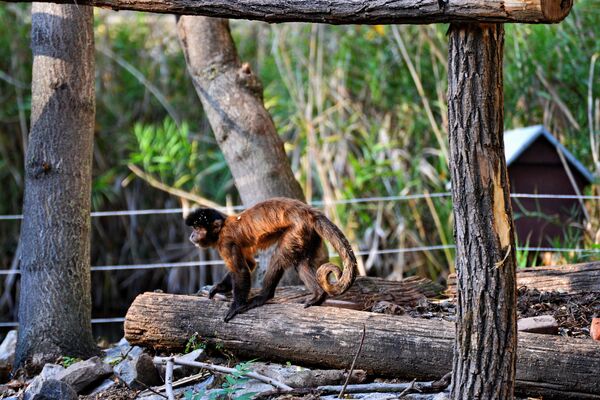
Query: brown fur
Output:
[[186, 197, 358, 321]]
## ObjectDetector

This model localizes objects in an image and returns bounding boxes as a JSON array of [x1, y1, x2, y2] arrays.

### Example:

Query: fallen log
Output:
[[125, 293, 600, 400], [0, 0, 573, 23], [446, 261, 600, 296]]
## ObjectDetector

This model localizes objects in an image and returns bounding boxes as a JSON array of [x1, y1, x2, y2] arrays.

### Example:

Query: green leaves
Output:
[[128, 118, 233, 202]]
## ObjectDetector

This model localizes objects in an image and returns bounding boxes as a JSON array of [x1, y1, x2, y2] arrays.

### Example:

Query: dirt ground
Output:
[[377, 288, 600, 338]]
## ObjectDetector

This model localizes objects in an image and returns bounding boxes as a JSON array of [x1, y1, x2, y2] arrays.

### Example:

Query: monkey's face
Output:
[[189, 226, 210, 247], [185, 208, 225, 248]]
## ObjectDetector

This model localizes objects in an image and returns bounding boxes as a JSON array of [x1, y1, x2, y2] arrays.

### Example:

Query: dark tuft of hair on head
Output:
[[185, 208, 225, 227]]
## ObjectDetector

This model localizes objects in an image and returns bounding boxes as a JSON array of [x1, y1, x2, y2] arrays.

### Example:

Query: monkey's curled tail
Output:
[[314, 215, 358, 296]]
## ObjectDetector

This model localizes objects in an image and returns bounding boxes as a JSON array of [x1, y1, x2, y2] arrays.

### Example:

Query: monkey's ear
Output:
[[212, 219, 223, 233]]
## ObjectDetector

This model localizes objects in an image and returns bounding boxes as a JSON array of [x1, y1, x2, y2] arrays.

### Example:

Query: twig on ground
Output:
[[165, 358, 175, 400], [154, 356, 293, 392], [398, 379, 417, 398], [133, 379, 168, 399], [140, 371, 210, 396], [339, 324, 366, 398], [431, 371, 452, 391]]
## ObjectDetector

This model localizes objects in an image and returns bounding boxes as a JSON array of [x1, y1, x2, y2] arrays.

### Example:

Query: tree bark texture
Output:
[[125, 293, 600, 400], [177, 17, 303, 207], [15, 3, 97, 370], [446, 261, 600, 295], [177, 17, 308, 285], [1, 0, 573, 24], [448, 24, 518, 400]]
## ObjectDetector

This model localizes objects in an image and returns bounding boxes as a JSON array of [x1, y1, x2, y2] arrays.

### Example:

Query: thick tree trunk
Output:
[[1, 0, 574, 24], [177, 17, 303, 206], [15, 3, 97, 371], [448, 24, 517, 399], [446, 261, 600, 295], [177, 17, 309, 284], [124, 293, 600, 400]]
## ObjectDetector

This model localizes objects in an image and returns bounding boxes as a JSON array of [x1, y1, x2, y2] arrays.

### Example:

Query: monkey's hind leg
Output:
[[244, 256, 285, 311]]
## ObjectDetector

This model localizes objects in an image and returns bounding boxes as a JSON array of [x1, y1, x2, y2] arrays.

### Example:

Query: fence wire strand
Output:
[[1, 192, 599, 221]]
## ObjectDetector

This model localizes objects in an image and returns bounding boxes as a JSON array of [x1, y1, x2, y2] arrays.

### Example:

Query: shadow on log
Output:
[[125, 292, 600, 400]]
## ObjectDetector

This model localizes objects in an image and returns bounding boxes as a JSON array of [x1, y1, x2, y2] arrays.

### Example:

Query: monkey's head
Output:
[[185, 208, 226, 248]]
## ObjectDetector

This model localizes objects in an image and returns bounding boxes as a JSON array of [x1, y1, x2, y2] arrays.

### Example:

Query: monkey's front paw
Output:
[[208, 286, 219, 299]]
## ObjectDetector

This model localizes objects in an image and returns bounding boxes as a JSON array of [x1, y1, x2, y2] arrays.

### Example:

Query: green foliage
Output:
[[59, 356, 81, 368], [184, 360, 258, 400], [128, 118, 233, 201], [185, 332, 206, 354]]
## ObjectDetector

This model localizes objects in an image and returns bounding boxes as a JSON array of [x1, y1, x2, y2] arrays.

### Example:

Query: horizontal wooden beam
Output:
[[3, 0, 573, 24], [125, 293, 600, 400]]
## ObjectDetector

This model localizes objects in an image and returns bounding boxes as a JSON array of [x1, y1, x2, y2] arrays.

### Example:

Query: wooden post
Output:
[[448, 24, 518, 399]]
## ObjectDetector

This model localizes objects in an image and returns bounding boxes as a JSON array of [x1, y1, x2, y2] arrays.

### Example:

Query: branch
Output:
[[154, 357, 293, 392], [4, 0, 573, 24], [127, 164, 223, 210]]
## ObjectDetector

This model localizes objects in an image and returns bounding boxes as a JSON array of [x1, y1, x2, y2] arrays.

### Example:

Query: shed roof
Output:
[[504, 125, 594, 183]]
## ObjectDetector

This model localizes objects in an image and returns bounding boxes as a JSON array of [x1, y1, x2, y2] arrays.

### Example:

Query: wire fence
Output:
[[1, 192, 599, 327], [0, 192, 599, 276], [1, 192, 600, 221], [2, 244, 600, 276]]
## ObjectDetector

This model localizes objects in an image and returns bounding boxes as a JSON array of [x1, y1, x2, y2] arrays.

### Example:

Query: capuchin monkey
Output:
[[185, 197, 358, 322]]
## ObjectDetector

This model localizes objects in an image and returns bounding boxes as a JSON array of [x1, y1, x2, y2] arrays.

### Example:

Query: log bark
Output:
[[446, 261, 600, 295], [198, 276, 443, 310], [0, 0, 573, 23], [124, 293, 600, 400], [15, 3, 98, 370], [448, 23, 517, 400]]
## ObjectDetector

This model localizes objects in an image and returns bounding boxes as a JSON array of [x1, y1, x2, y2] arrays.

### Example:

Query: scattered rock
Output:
[[27, 379, 77, 400], [517, 315, 559, 335], [591, 318, 600, 341], [0, 330, 17, 381], [86, 378, 117, 395], [114, 346, 160, 389], [56, 356, 112, 393], [102, 338, 132, 366], [24, 364, 66, 400]]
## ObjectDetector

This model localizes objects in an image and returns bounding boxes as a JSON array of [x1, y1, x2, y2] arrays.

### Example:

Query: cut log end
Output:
[[505, 0, 573, 23], [541, 0, 574, 22]]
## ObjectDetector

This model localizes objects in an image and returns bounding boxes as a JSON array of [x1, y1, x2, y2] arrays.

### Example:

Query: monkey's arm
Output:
[[208, 273, 232, 298], [221, 243, 252, 322]]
